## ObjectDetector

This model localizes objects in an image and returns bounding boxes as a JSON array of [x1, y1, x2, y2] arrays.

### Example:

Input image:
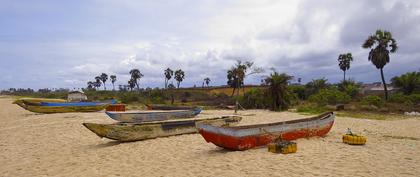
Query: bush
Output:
[[389, 93, 409, 103], [296, 103, 329, 114], [361, 95, 383, 107], [408, 94, 420, 104], [308, 88, 351, 106], [238, 88, 266, 109]]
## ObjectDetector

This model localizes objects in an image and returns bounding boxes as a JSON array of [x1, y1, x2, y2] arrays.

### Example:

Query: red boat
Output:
[[197, 112, 335, 150]]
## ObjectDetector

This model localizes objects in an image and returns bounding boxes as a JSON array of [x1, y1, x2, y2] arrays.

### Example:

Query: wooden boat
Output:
[[13, 98, 66, 107], [105, 108, 202, 123], [21, 103, 110, 114], [145, 104, 198, 110], [39, 99, 117, 106], [83, 115, 242, 142], [198, 112, 335, 150]]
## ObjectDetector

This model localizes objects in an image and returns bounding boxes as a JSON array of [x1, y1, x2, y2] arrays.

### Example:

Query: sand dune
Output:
[[0, 97, 419, 177]]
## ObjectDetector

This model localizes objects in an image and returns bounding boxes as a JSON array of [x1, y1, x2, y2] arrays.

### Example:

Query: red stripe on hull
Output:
[[199, 121, 334, 151]]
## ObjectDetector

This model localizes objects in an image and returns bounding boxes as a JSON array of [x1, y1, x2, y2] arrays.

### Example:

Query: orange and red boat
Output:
[[197, 112, 335, 150]]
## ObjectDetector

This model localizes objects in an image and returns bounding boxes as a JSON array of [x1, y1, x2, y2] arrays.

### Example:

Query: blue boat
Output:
[[40, 99, 117, 107]]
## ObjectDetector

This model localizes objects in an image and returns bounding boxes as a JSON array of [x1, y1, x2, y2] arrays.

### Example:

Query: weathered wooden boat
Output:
[[146, 104, 198, 110], [21, 103, 110, 114], [39, 99, 117, 106], [13, 98, 66, 107], [83, 115, 242, 142], [198, 112, 335, 150], [105, 108, 202, 123]]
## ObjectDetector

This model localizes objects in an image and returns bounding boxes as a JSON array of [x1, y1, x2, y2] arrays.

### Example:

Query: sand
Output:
[[0, 96, 419, 177]]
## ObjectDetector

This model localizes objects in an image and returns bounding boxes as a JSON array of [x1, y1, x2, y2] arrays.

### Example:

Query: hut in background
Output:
[[67, 91, 87, 102]]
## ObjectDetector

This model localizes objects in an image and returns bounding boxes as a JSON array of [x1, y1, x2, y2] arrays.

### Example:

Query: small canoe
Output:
[[22, 103, 110, 114], [39, 99, 117, 106], [198, 112, 335, 150], [105, 108, 202, 123], [146, 104, 198, 110], [83, 115, 242, 142]]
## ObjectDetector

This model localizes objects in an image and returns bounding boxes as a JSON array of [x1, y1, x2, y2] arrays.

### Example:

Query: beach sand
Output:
[[0, 97, 419, 177]]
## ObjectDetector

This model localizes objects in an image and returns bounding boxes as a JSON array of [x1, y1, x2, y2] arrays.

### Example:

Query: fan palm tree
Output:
[[100, 73, 108, 90], [204, 77, 211, 87], [110, 75, 117, 91], [337, 53, 353, 81], [391, 71, 420, 95], [264, 71, 294, 111], [94, 76, 102, 90], [164, 68, 174, 89], [87, 81, 95, 90], [129, 69, 143, 91], [128, 79, 136, 91], [362, 29, 398, 100], [174, 69, 185, 88]]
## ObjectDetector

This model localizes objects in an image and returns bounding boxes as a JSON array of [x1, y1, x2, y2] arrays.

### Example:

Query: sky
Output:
[[1, 0, 420, 90]]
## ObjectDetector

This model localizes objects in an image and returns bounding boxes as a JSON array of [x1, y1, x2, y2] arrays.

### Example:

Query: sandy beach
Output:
[[0, 96, 419, 177]]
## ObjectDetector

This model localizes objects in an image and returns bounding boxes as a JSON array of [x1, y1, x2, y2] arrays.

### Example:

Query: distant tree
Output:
[[100, 73, 108, 90], [298, 78, 302, 84], [94, 76, 102, 90], [128, 79, 136, 91], [174, 69, 185, 88], [305, 78, 329, 97], [265, 71, 294, 111], [110, 75, 117, 91], [168, 83, 175, 89], [87, 81, 95, 90], [204, 77, 211, 87], [164, 68, 174, 89], [129, 69, 143, 91], [391, 71, 420, 95], [362, 29, 398, 100], [337, 53, 353, 81]]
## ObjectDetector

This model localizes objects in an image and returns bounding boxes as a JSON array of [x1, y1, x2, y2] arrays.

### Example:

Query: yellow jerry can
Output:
[[268, 141, 297, 154]]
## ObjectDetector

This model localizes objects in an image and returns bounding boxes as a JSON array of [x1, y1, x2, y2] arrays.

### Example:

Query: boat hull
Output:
[[13, 98, 66, 107], [198, 112, 335, 150], [105, 108, 202, 123], [146, 104, 198, 110], [23, 104, 110, 114], [83, 116, 242, 142]]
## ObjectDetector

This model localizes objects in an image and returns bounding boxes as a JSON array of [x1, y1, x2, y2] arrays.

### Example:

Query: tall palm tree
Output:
[[129, 69, 143, 91], [174, 69, 185, 88], [100, 73, 108, 90], [204, 77, 211, 87], [264, 71, 294, 111], [94, 76, 102, 90], [110, 75, 117, 91], [164, 68, 174, 89], [337, 53, 353, 81], [87, 81, 95, 90], [362, 29, 398, 100], [391, 71, 420, 95]]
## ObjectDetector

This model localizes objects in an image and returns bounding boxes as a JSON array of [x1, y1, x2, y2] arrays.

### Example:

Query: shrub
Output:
[[239, 88, 266, 109], [388, 93, 409, 103], [408, 94, 420, 104], [361, 95, 383, 107], [308, 88, 351, 106]]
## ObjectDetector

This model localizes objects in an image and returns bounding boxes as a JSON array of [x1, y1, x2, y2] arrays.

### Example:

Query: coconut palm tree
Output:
[[337, 53, 353, 81], [164, 68, 174, 89], [264, 71, 294, 111], [362, 29, 398, 100], [174, 69, 185, 88], [129, 69, 143, 91], [204, 77, 211, 87], [100, 73, 108, 90], [391, 71, 420, 95], [110, 75, 117, 91]]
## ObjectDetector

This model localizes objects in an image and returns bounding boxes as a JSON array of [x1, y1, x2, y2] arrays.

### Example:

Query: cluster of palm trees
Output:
[[87, 73, 117, 91], [164, 68, 186, 89]]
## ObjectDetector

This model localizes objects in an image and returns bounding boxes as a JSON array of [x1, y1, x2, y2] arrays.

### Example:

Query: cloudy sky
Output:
[[1, 0, 420, 90]]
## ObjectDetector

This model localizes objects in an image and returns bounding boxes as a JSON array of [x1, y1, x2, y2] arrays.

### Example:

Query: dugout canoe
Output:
[[105, 108, 202, 123], [13, 98, 66, 107], [39, 100, 116, 107], [198, 112, 335, 150], [83, 115, 242, 142], [146, 104, 198, 110], [22, 103, 110, 114]]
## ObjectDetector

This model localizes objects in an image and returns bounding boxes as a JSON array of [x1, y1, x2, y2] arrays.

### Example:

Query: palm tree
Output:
[[110, 75, 117, 91], [128, 79, 136, 91], [337, 53, 353, 81], [305, 78, 329, 97], [204, 77, 211, 87], [94, 76, 102, 90], [100, 73, 108, 90], [362, 29, 398, 100], [391, 71, 420, 95], [129, 69, 143, 91], [174, 69, 185, 88], [164, 68, 174, 89], [264, 71, 294, 111], [87, 81, 95, 90]]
